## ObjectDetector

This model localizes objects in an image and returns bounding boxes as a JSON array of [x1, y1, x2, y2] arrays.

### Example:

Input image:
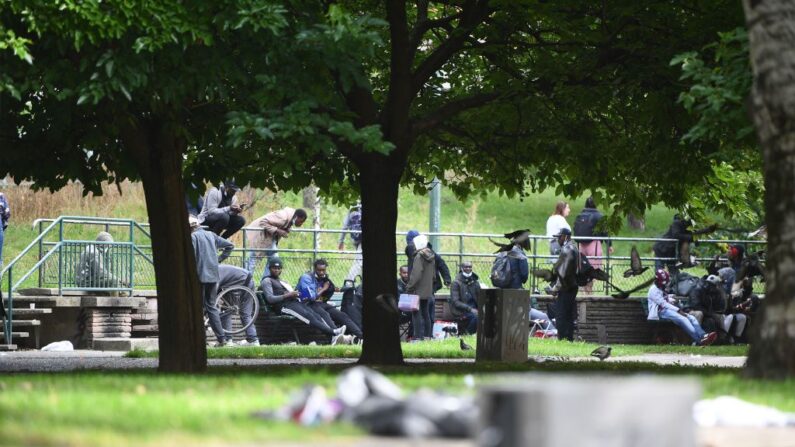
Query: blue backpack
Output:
[[490, 252, 513, 288], [348, 211, 362, 244]]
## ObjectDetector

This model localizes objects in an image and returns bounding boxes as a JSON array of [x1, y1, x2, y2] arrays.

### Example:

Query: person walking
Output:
[[198, 180, 246, 239], [572, 196, 612, 294], [245, 207, 307, 273], [545, 200, 570, 256], [406, 234, 436, 340], [190, 216, 234, 347]]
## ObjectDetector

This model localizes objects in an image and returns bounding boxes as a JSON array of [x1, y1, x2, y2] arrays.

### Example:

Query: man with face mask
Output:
[[74, 231, 128, 290], [449, 261, 479, 335], [296, 259, 363, 341]]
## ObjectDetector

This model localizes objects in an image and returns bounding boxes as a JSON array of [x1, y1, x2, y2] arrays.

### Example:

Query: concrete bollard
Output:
[[476, 288, 529, 362], [478, 375, 699, 447]]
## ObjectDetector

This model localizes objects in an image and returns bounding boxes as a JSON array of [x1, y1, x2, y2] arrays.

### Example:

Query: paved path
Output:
[[0, 350, 747, 372]]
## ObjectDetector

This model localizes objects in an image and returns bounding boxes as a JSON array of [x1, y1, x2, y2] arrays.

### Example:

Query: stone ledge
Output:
[[92, 337, 159, 351]]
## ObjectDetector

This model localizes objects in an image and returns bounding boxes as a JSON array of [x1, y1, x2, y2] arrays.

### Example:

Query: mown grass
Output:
[[0, 362, 792, 447], [126, 336, 749, 360]]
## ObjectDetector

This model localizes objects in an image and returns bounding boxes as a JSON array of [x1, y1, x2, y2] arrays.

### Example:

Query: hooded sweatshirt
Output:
[[406, 234, 436, 298]]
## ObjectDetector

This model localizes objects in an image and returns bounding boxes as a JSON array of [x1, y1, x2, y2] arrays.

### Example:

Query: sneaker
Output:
[[333, 325, 347, 336], [331, 333, 345, 346], [700, 332, 718, 346], [342, 334, 355, 345], [238, 339, 260, 347]]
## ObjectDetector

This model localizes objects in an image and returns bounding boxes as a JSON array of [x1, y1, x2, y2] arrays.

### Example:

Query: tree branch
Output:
[[411, 0, 491, 96], [411, 91, 505, 136]]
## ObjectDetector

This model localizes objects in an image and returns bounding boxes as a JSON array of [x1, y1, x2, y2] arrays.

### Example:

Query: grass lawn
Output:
[[126, 336, 749, 360], [0, 362, 793, 447]]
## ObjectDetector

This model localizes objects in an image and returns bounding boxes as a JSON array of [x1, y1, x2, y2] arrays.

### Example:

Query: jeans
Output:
[[459, 312, 478, 335], [659, 308, 706, 343], [555, 290, 578, 341], [201, 282, 224, 343], [412, 298, 433, 339], [220, 288, 259, 343]]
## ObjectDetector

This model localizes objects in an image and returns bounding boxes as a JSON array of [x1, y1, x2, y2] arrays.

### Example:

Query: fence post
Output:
[[604, 238, 610, 295], [129, 222, 135, 292], [458, 235, 464, 267], [531, 236, 538, 293], [58, 221, 64, 295], [242, 228, 248, 270], [5, 268, 12, 345], [312, 229, 318, 265]]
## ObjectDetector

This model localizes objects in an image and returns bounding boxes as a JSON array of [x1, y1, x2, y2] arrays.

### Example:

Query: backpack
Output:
[[575, 252, 594, 287], [348, 211, 362, 244], [573, 212, 599, 244], [490, 251, 513, 288]]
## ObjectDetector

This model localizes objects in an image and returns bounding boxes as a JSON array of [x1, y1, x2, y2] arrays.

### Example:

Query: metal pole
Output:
[[58, 221, 63, 295], [5, 268, 12, 345], [129, 222, 135, 292], [531, 236, 538, 293], [429, 177, 441, 250], [37, 220, 43, 287], [458, 235, 464, 268]]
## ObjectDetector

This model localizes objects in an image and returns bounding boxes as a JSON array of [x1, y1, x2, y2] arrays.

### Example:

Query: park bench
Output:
[[244, 292, 346, 345]]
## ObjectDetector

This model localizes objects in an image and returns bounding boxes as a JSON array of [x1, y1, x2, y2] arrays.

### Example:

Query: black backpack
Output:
[[490, 252, 513, 288], [575, 252, 594, 287], [573, 212, 599, 244]]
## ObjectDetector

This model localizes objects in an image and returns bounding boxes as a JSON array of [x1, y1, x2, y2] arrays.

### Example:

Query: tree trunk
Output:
[[743, 0, 795, 378], [124, 121, 207, 373], [627, 213, 645, 230], [358, 156, 404, 365]]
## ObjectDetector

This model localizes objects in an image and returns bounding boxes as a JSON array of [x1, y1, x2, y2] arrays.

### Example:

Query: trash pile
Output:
[[253, 366, 477, 438], [694, 396, 795, 427]]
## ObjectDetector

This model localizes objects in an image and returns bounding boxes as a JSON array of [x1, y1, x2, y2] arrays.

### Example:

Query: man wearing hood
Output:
[[406, 234, 436, 340], [449, 261, 480, 335], [198, 180, 246, 239], [75, 231, 127, 290], [549, 228, 579, 341], [190, 216, 234, 346]]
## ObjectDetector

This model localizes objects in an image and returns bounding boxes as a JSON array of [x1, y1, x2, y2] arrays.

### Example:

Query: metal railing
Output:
[[3, 216, 767, 345]]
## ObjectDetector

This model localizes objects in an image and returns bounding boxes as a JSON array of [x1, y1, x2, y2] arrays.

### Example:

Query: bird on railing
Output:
[[591, 345, 612, 361], [623, 246, 649, 278]]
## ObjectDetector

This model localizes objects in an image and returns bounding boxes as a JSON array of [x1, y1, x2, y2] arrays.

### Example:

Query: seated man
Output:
[[688, 274, 729, 335], [74, 231, 127, 290], [198, 180, 246, 239], [449, 261, 479, 335], [297, 259, 363, 342], [397, 265, 413, 326], [217, 264, 260, 346], [260, 258, 347, 345], [648, 269, 717, 346]]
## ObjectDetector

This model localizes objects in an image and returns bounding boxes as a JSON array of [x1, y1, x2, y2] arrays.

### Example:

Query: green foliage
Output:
[[671, 28, 764, 227]]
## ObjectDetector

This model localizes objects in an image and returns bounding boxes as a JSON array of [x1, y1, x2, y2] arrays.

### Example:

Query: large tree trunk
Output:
[[122, 119, 207, 373], [743, 0, 795, 379], [358, 155, 404, 365]]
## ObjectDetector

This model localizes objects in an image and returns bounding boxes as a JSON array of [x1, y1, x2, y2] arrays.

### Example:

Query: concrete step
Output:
[[8, 295, 146, 309], [9, 308, 52, 316], [92, 337, 158, 351], [11, 319, 41, 327], [0, 331, 30, 339], [0, 344, 18, 351]]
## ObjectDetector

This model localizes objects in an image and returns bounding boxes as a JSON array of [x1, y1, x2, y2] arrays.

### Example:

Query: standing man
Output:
[[0, 191, 10, 271], [407, 234, 436, 340], [449, 261, 480, 335], [549, 228, 579, 341], [190, 216, 234, 347], [245, 207, 308, 273], [338, 202, 363, 281], [217, 264, 260, 346], [198, 180, 246, 239]]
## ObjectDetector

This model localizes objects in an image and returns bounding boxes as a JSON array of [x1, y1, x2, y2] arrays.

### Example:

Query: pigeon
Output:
[[591, 345, 612, 361], [460, 338, 473, 351], [623, 246, 649, 277], [611, 277, 655, 300]]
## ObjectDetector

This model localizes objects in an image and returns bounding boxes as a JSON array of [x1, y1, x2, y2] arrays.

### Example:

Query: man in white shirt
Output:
[[647, 269, 717, 346]]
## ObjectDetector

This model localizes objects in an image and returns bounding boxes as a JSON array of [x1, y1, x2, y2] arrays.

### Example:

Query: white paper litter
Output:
[[40, 340, 74, 352], [694, 396, 795, 427]]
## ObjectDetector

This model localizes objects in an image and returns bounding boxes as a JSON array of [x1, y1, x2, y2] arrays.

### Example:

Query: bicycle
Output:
[[204, 285, 260, 337]]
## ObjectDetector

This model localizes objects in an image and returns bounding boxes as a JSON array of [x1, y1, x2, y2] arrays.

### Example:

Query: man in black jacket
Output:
[[653, 214, 718, 273], [449, 261, 479, 334], [549, 228, 579, 341]]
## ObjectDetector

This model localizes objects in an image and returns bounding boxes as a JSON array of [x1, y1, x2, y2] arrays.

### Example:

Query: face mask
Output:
[[462, 271, 473, 278]]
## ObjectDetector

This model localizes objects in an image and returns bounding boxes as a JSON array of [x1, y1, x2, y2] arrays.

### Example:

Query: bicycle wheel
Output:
[[216, 285, 259, 335]]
